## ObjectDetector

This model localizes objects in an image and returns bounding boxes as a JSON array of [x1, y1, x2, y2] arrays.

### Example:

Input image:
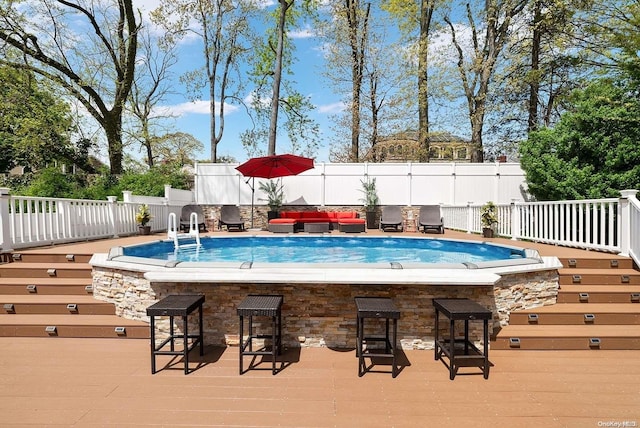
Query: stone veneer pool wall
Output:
[[91, 267, 558, 350]]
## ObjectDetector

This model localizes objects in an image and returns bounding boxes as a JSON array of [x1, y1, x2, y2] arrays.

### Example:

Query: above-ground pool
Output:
[[120, 235, 528, 266]]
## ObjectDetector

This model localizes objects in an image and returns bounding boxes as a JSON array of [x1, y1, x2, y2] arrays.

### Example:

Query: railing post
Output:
[[511, 199, 520, 241], [466, 201, 473, 234], [619, 189, 638, 257], [0, 188, 13, 252], [107, 196, 119, 238]]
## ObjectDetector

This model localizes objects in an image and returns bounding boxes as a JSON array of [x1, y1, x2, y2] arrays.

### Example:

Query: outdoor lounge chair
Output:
[[218, 205, 245, 231], [418, 205, 444, 234], [379, 206, 403, 232], [180, 204, 207, 232]]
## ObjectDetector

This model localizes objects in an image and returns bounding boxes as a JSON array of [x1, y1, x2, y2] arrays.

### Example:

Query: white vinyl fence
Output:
[[194, 162, 530, 207]]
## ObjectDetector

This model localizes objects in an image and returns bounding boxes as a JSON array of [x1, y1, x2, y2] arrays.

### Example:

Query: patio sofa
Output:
[[268, 210, 366, 233]]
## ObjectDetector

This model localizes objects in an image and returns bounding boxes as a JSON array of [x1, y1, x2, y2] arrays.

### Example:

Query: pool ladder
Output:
[[167, 212, 201, 249]]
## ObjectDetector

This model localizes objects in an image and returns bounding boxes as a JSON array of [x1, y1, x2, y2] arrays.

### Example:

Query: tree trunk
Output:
[[268, 0, 293, 156], [104, 113, 124, 175], [346, 0, 369, 163], [527, 0, 542, 133], [418, 0, 434, 162]]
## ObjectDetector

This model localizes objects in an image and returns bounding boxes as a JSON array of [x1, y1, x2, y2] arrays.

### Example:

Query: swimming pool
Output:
[[120, 235, 527, 265]]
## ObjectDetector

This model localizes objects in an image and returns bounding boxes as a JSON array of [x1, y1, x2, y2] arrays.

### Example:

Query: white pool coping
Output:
[[90, 246, 562, 286]]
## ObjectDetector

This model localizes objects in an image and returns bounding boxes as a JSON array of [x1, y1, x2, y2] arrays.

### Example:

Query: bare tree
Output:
[[0, 0, 139, 175], [152, 0, 253, 162], [444, 0, 528, 162], [128, 29, 178, 167]]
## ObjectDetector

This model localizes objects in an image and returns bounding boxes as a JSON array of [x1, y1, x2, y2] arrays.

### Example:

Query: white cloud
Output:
[[290, 25, 315, 39], [153, 100, 239, 117], [317, 102, 345, 114]]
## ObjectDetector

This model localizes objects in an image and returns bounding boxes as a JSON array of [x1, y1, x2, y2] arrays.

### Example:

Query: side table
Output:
[[433, 298, 491, 380], [355, 296, 400, 378], [237, 294, 283, 375], [146, 294, 205, 375]]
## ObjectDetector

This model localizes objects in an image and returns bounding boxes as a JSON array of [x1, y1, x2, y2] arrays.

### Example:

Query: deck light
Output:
[[584, 314, 595, 322], [66, 303, 78, 312], [572, 275, 582, 284], [45, 326, 57, 335], [631, 293, 640, 302], [84, 285, 93, 293], [579, 293, 589, 302], [610, 260, 619, 268], [509, 337, 521, 348], [66, 254, 75, 261], [114, 327, 126, 335], [47, 268, 56, 277], [12, 253, 21, 261], [567, 259, 577, 267], [527, 314, 538, 323], [3, 303, 14, 312], [589, 338, 601, 348], [621, 275, 630, 284], [26, 284, 37, 293]]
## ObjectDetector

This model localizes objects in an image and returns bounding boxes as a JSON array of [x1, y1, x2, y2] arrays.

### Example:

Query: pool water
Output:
[[122, 236, 525, 264]]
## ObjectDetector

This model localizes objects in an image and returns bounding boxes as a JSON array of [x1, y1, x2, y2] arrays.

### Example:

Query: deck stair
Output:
[[0, 251, 148, 339], [493, 256, 640, 350]]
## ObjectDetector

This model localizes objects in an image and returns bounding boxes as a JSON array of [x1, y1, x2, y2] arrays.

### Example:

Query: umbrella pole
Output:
[[245, 177, 255, 229], [251, 177, 255, 229]]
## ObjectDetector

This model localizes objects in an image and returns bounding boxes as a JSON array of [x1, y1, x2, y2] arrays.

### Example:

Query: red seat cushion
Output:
[[269, 218, 296, 224], [338, 218, 365, 224]]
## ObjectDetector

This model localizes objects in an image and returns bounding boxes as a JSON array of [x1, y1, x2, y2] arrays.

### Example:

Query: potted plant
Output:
[[480, 201, 498, 238], [359, 177, 380, 229], [258, 179, 284, 221], [135, 204, 152, 235]]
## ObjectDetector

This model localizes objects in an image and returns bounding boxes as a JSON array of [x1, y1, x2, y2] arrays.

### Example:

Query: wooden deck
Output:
[[1, 337, 639, 427], [2, 230, 639, 426]]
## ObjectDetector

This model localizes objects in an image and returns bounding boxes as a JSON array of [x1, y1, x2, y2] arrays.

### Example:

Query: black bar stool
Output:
[[146, 294, 205, 375], [433, 298, 491, 380], [355, 296, 400, 378], [237, 294, 283, 375]]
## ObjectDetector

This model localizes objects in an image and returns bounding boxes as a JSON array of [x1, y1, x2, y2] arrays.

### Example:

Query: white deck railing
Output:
[[442, 190, 638, 257], [625, 191, 640, 266], [0, 190, 169, 250]]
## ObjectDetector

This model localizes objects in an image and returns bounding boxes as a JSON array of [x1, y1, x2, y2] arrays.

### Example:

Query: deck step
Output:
[[558, 268, 640, 285], [493, 325, 640, 350], [0, 278, 93, 295], [0, 295, 114, 315], [9, 253, 93, 264], [509, 303, 640, 325], [0, 263, 92, 279], [0, 314, 149, 339], [558, 285, 640, 303], [559, 257, 635, 270]]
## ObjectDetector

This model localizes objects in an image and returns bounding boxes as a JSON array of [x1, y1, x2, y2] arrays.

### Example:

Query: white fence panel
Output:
[[194, 162, 529, 206]]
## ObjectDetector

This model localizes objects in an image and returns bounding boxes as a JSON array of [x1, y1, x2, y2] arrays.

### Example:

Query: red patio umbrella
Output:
[[235, 154, 315, 228], [235, 154, 314, 179]]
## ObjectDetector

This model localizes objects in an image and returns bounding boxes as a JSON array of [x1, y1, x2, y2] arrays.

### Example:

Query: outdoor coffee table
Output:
[[433, 298, 491, 380], [355, 296, 400, 378], [237, 294, 283, 375], [146, 294, 205, 375], [304, 222, 330, 233]]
